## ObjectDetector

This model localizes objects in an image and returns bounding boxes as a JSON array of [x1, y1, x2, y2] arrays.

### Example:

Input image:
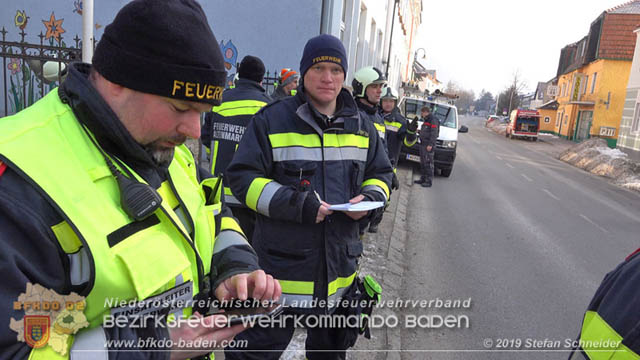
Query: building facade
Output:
[[618, 27, 640, 161], [552, 2, 640, 147], [0, 0, 422, 116]]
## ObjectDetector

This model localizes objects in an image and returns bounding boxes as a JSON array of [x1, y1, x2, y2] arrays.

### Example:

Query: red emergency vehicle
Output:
[[506, 109, 540, 141]]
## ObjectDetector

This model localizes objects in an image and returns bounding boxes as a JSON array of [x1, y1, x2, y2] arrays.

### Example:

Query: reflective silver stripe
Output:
[[213, 230, 250, 255], [324, 147, 368, 162], [273, 147, 322, 161], [273, 147, 367, 162], [173, 206, 193, 234], [279, 294, 315, 308], [257, 181, 283, 217], [70, 326, 108, 360], [171, 274, 185, 316], [362, 185, 388, 201], [224, 193, 242, 206], [328, 285, 351, 308], [68, 247, 90, 286], [385, 124, 400, 132]]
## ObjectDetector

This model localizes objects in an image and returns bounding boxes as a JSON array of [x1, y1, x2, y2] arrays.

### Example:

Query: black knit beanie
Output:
[[299, 34, 348, 79], [238, 55, 265, 83], [92, 0, 227, 106]]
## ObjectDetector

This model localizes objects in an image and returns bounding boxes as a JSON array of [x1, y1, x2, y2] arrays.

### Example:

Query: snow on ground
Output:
[[538, 133, 559, 138], [485, 120, 507, 135], [559, 138, 640, 193]]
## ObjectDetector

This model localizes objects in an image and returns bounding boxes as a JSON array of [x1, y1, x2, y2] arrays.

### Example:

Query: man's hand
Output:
[[426, 145, 433, 152], [316, 201, 333, 223], [408, 117, 419, 132], [345, 194, 369, 221], [391, 173, 399, 190], [169, 312, 245, 360], [214, 270, 282, 303]]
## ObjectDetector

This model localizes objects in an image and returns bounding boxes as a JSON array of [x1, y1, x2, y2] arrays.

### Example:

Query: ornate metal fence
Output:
[[0, 27, 82, 116]]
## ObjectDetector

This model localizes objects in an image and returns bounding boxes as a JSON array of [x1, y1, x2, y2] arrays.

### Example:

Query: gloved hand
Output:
[[391, 172, 399, 190], [408, 117, 419, 133]]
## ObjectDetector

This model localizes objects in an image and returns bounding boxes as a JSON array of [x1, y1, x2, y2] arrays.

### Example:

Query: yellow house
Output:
[[553, 3, 640, 147]]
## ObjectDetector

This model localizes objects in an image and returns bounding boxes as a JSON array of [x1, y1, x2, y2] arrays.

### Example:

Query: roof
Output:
[[537, 100, 558, 110], [598, 12, 640, 59], [607, 0, 640, 14]]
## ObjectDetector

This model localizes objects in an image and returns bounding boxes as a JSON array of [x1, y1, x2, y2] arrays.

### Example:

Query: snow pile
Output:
[[559, 138, 640, 192], [486, 119, 507, 135]]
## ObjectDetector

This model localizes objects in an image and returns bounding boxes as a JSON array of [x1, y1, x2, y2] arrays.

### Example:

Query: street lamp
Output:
[[411, 48, 426, 85]]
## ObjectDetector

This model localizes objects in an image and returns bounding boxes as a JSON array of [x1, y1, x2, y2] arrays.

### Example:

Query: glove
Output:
[[391, 173, 399, 190], [408, 117, 419, 133]]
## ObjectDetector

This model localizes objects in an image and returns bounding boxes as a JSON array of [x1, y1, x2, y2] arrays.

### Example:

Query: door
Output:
[[576, 111, 592, 141]]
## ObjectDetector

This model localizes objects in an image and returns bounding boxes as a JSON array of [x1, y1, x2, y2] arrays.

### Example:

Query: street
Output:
[[397, 115, 640, 359]]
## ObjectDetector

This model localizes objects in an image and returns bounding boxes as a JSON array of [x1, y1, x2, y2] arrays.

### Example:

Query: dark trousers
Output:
[[230, 206, 256, 244], [419, 145, 435, 183], [224, 312, 347, 360]]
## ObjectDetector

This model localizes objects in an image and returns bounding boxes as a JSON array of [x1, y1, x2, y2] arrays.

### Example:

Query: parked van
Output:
[[506, 109, 540, 141], [398, 93, 468, 177]]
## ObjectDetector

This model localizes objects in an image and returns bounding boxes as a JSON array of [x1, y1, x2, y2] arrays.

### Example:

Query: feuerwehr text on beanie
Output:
[[299, 34, 347, 79], [92, 0, 227, 106]]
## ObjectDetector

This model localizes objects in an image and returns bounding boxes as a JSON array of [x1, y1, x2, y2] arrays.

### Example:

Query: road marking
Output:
[[579, 214, 609, 233], [521, 173, 533, 182], [468, 135, 479, 144], [542, 188, 560, 201], [505, 163, 514, 169], [496, 155, 503, 161]]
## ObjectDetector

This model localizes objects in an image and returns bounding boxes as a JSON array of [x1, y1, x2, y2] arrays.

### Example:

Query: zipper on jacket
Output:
[[165, 173, 205, 295]]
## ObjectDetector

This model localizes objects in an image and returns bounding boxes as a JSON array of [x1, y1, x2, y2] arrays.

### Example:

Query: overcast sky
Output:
[[416, 0, 630, 98]]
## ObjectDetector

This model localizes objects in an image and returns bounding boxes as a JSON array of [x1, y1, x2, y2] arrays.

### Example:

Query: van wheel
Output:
[[441, 168, 452, 177]]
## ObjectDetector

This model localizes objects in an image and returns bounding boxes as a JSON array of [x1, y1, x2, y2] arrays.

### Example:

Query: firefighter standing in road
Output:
[[271, 68, 300, 101], [568, 248, 640, 359], [225, 34, 393, 359], [201, 55, 271, 242], [0, 1, 280, 358], [380, 86, 418, 171], [415, 106, 439, 187], [352, 66, 393, 234]]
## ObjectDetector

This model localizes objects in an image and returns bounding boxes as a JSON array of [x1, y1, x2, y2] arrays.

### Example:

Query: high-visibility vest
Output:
[[0, 90, 235, 358]]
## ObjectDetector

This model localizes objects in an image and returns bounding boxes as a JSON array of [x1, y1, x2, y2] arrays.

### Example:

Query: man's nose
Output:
[[177, 111, 201, 139]]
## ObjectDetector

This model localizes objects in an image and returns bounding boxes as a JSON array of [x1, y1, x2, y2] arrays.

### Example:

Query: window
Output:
[[632, 100, 640, 134], [583, 75, 589, 94], [556, 113, 561, 126], [591, 73, 597, 93], [564, 115, 568, 124], [340, 0, 346, 41], [562, 83, 566, 97], [545, 116, 550, 123]]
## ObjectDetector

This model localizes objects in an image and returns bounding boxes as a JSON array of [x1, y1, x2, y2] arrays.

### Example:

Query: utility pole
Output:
[[82, 0, 94, 62], [507, 88, 514, 116], [385, 0, 399, 79]]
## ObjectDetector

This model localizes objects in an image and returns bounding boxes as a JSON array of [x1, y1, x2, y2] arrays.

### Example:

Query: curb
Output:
[[382, 166, 412, 360]]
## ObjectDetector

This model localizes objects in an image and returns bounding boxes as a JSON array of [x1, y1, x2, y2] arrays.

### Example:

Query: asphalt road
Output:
[[398, 115, 640, 359]]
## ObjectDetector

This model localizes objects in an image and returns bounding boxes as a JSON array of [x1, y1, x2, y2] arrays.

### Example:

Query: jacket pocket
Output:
[[346, 241, 363, 258], [275, 162, 318, 190], [113, 228, 191, 300]]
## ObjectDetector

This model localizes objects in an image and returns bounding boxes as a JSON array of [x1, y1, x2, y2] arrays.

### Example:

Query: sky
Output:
[[416, 0, 631, 98]]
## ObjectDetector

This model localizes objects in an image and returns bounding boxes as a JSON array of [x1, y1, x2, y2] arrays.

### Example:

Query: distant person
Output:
[[271, 68, 300, 101], [201, 55, 271, 242], [415, 106, 439, 187]]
